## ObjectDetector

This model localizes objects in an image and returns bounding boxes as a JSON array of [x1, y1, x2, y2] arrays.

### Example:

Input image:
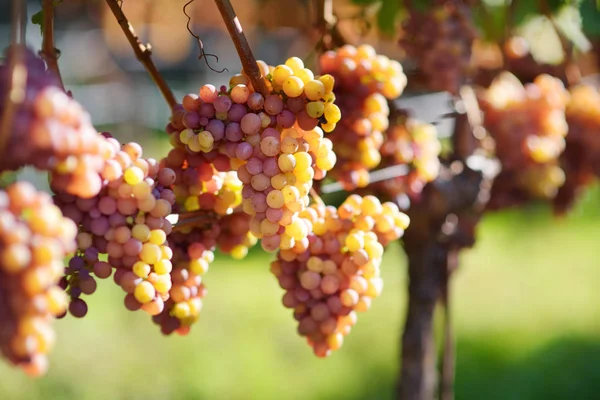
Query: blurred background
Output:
[[1, 0, 600, 399]]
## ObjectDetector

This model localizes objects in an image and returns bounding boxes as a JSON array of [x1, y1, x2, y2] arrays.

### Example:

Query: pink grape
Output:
[[264, 95, 284, 115], [246, 158, 263, 175], [240, 114, 261, 135]]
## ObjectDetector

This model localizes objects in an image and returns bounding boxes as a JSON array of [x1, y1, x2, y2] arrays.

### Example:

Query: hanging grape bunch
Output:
[[53, 136, 177, 319], [0, 182, 76, 376], [376, 114, 442, 202], [319, 44, 408, 189], [399, 0, 477, 94], [164, 57, 339, 255], [478, 72, 569, 209], [153, 150, 255, 334], [271, 195, 410, 357], [0, 46, 113, 198], [554, 84, 600, 214]]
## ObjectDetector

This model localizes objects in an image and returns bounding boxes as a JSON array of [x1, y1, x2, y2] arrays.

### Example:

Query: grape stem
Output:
[[213, 0, 269, 97], [0, 0, 27, 155], [41, 0, 65, 92], [104, 0, 178, 111], [171, 210, 215, 232], [309, 188, 325, 207], [312, 0, 350, 50], [320, 164, 409, 194]]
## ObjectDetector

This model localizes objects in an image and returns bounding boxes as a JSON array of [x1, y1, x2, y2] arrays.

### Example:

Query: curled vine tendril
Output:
[[183, 0, 227, 73]]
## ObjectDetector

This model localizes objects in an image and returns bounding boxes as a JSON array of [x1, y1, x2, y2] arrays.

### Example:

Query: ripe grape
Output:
[[478, 73, 569, 209], [270, 195, 409, 357], [0, 182, 76, 376], [554, 84, 600, 213], [0, 46, 113, 198], [319, 44, 407, 189], [54, 139, 176, 318], [399, 0, 477, 94], [376, 116, 442, 200]]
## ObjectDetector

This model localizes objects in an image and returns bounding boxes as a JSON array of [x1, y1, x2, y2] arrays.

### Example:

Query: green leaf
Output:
[[513, 0, 542, 27], [376, 0, 401, 35], [473, 4, 508, 42], [31, 10, 44, 35], [350, 0, 379, 4], [581, 0, 600, 36]]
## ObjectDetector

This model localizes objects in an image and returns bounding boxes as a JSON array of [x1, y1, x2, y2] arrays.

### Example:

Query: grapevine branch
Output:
[[41, 0, 65, 92], [312, 0, 351, 51], [213, 0, 269, 97], [0, 0, 27, 154], [104, 0, 178, 111]]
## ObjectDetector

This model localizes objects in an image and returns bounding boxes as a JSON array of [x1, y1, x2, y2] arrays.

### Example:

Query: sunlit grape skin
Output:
[[0, 47, 113, 199], [270, 196, 409, 357], [0, 181, 75, 376], [54, 138, 178, 324], [319, 44, 407, 190], [478, 73, 569, 208]]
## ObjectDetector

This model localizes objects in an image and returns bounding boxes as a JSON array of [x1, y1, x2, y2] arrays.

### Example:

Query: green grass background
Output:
[[1, 181, 599, 400]]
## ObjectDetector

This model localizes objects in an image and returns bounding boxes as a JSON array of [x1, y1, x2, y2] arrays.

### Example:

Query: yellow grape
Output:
[[272, 65, 294, 85], [304, 80, 326, 101], [283, 76, 305, 98], [285, 57, 304, 73], [306, 102, 325, 118]]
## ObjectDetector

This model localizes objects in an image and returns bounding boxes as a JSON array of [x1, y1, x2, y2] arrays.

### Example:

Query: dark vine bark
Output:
[[399, 233, 448, 400], [398, 107, 493, 400]]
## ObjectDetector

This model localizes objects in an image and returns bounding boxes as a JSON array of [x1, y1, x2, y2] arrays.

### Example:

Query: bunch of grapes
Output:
[[165, 57, 339, 253], [152, 149, 256, 334], [478, 72, 569, 208], [0, 182, 76, 376], [399, 0, 476, 94], [270, 195, 409, 357], [319, 44, 407, 189], [377, 116, 442, 200], [0, 46, 112, 198], [554, 84, 600, 213], [54, 137, 177, 318]]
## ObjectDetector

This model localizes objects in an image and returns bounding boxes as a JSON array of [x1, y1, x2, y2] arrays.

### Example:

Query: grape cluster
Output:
[[0, 182, 76, 376], [152, 149, 255, 334], [554, 84, 600, 213], [377, 117, 442, 200], [271, 195, 409, 357], [165, 57, 339, 253], [54, 137, 176, 318], [0, 46, 112, 198], [319, 44, 407, 189], [399, 0, 476, 94], [478, 72, 569, 208]]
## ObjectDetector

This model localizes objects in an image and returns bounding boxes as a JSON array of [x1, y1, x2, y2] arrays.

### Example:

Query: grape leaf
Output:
[[473, 5, 507, 42], [513, 0, 542, 27], [581, 0, 600, 36]]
